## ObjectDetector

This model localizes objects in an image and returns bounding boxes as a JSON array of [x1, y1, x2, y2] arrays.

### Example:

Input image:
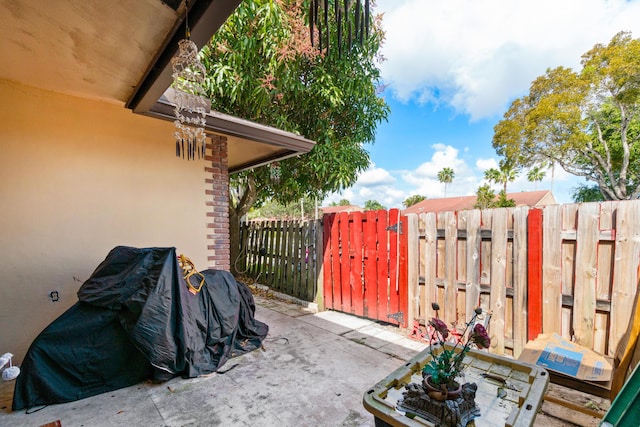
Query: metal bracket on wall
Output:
[[387, 311, 404, 325]]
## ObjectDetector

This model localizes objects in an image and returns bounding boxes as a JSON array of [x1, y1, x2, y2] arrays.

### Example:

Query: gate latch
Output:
[[386, 223, 403, 234]]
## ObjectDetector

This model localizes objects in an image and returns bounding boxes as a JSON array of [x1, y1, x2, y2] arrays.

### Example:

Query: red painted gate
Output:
[[322, 209, 408, 327]]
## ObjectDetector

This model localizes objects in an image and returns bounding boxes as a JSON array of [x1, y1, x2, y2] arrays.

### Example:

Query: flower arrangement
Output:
[[422, 303, 491, 393]]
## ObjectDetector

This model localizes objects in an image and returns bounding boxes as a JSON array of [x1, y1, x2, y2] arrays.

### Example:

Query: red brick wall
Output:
[[205, 134, 230, 270]]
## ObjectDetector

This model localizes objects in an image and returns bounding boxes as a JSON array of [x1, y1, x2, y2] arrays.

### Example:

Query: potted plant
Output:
[[422, 303, 491, 401]]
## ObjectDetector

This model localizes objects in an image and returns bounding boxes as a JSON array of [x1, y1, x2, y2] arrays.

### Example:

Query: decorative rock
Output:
[[398, 382, 481, 427]]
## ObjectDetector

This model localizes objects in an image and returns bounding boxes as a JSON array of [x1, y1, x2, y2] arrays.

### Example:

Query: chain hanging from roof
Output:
[[170, 0, 210, 160], [309, 0, 370, 57]]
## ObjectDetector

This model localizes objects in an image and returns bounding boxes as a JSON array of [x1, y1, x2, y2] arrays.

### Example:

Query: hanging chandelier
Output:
[[170, 1, 210, 160]]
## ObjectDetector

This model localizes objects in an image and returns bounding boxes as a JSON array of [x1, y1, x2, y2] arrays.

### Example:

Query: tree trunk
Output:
[[229, 207, 243, 276], [229, 177, 258, 276]]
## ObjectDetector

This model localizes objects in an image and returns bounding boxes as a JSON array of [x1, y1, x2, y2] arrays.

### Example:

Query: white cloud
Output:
[[376, 0, 640, 120], [476, 158, 498, 171], [357, 166, 396, 186], [324, 151, 588, 208]]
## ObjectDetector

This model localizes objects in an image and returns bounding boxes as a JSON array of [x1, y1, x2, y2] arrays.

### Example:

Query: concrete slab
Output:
[[301, 310, 375, 335], [0, 297, 427, 427]]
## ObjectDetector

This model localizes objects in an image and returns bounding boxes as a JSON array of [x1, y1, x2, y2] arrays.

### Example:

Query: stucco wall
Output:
[[0, 80, 210, 362]]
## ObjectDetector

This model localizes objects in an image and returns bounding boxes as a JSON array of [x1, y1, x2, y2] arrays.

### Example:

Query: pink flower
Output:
[[429, 318, 449, 340], [471, 324, 491, 349]]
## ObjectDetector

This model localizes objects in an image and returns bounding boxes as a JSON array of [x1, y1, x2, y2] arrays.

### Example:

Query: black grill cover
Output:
[[13, 246, 268, 410]]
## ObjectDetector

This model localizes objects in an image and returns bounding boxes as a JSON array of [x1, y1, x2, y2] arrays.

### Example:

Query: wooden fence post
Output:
[[422, 212, 438, 322], [489, 208, 508, 355], [513, 207, 529, 357], [443, 211, 457, 325], [542, 205, 563, 334], [527, 208, 543, 340], [406, 214, 419, 330], [388, 209, 400, 324], [610, 200, 640, 353]]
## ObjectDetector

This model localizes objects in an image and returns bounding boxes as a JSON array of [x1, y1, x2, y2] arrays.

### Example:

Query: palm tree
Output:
[[484, 160, 518, 193], [437, 167, 455, 197], [527, 166, 546, 190]]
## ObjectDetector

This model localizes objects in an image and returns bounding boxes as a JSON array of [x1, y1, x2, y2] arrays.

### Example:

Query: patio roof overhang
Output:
[[0, 0, 315, 171]]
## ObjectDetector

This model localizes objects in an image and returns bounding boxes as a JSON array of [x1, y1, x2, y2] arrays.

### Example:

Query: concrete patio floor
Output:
[[0, 295, 428, 427]]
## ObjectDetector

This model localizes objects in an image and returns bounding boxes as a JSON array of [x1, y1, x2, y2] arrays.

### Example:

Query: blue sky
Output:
[[324, 0, 640, 207]]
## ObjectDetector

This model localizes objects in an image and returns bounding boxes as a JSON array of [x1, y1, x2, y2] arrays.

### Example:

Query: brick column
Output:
[[205, 134, 230, 270]]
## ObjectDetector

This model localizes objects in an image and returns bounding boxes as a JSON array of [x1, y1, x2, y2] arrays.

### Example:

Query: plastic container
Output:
[[600, 363, 640, 427], [363, 344, 549, 427]]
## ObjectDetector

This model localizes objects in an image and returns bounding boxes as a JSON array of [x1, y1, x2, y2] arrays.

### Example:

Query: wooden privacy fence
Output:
[[239, 200, 640, 360], [408, 200, 640, 359], [239, 219, 321, 302]]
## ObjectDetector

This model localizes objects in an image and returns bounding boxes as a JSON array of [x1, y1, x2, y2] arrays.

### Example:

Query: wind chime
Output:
[[309, 0, 371, 57], [171, 0, 210, 160]]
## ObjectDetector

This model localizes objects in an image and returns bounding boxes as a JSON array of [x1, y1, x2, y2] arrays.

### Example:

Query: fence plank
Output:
[[296, 221, 303, 294], [463, 210, 482, 319], [363, 211, 378, 319], [513, 206, 529, 357], [388, 209, 400, 324], [456, 213, 467, 328], [330, 214, 341, 310], [406, 214, 419, 329], [595, 202, 614, 354], [490, 209, 508, 355], [337, 213, 350, 312], [351, 211, 364, 317], [562, 204, 579, 341], [273, 220, 283, 288], [266, 221, 274, 286], [323, 214, 335, 310], [306, 221, 317, 301], [422, 212, 438, 322], [300, 221, 309, 299], [315, 219, 324, 308], [542, 204, 563, 334], [443, 211, 457, 325], [256, 223, 265, 277], [573, 203, 599, 348], [282, 221, 292, 294], [527, 209, 543, 341], [610, 200, 640, 355], [376, 210, 389, 322]]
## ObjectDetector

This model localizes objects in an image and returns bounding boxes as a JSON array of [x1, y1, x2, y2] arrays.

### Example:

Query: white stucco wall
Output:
[[0, 79, 209, 362]]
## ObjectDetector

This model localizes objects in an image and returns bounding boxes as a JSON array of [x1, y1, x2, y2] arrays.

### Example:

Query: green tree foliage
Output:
[[483, 160, 518, 194], [364, 199, 385, 211], [572, 184, 605, 203], [200, 0, 389, 268], [248, 196, 317, 220], [495, 191, 516, 207], [493, 32, 640, 200], [474, 184, 496, 209], [437, 167, 455, 197], [527, 166, 546, 190], [403, 194, 426, 208], [473, 185, 515, 209]]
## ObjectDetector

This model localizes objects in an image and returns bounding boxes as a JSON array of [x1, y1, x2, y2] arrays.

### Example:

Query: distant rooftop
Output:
[[320, 205, 362, 214], [402, 190, 556, 215]]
